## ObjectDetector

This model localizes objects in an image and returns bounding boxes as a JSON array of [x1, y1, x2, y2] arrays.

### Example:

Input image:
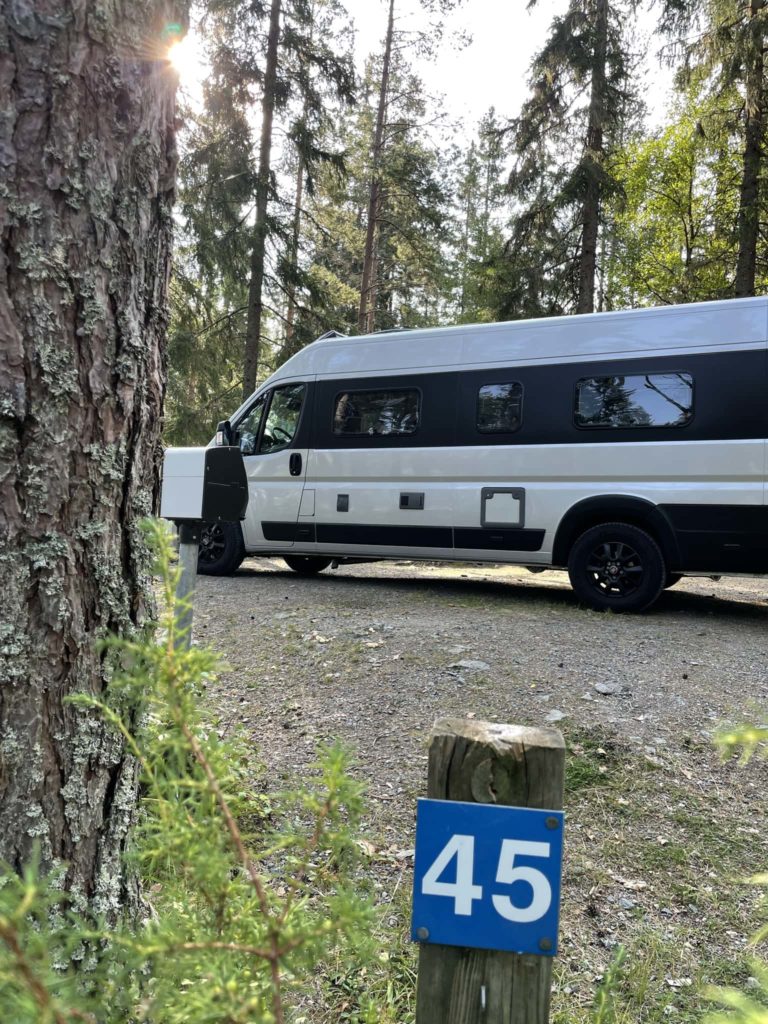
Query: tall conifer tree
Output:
[[505, 0, 640, 316]]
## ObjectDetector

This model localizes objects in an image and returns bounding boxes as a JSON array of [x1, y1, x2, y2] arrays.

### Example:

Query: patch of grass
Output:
[[315, 879, 416, 1024], [565, 727, 630, 794], [551, 726, 768, 1024]]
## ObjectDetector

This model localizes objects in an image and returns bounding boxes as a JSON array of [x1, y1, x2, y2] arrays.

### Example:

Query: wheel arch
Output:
[[552, 495, 681, 569]]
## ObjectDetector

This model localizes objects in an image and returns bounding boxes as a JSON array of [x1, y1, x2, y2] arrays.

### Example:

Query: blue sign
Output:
[[411, 799, 564, 955]]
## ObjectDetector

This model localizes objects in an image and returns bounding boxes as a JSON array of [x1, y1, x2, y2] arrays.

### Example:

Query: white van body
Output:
[[205, 297, 768, 610]]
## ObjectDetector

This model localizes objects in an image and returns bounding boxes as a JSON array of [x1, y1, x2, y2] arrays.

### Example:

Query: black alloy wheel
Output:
[[568, 522, 665, 613], [283, 555, 332, 576], [197, 522, 245, 575]]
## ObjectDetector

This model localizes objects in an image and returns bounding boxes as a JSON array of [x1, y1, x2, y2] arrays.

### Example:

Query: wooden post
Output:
[[415, 718, 565, 1024], [175, 523, 200, 650]]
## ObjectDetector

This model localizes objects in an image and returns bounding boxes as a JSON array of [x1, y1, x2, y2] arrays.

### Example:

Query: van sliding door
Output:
[[307, 372, 458, 558]]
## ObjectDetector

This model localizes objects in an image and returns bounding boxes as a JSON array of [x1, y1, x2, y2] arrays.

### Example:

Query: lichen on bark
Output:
[[0, 0, 187, 925]]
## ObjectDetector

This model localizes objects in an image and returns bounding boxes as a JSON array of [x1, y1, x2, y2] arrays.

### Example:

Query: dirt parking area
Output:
[[195, 560, 768, 1023]]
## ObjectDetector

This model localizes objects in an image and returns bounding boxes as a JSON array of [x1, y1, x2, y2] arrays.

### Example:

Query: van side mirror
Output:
[[215, 419, 234, 446]]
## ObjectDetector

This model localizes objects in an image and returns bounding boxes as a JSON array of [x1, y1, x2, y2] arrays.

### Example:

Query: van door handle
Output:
[[289, 452, 302, 477]]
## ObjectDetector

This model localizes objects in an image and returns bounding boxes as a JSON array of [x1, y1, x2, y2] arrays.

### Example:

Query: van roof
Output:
[[237, 296, 768, 414]]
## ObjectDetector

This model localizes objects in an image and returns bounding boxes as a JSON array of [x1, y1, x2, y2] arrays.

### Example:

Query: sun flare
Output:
[[168, 31, 207, 91]]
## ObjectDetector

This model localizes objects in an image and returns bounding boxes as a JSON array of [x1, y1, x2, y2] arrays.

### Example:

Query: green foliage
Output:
[[166, 0, 356, 441], [0, 519, 376, 1023], [701, 720, 768, 1024], [591, 946, 627, 1024], [301, 50, 456, 337]]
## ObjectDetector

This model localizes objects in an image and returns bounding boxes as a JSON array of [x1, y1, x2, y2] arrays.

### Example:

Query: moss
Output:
[[25, 532, 69, 570], [6, 199, 44, 225], [28, 297, 79, 400], [20, 534, 71, 630], [25, 803, 50, 839], [77, 281, 108, 337], [16, 242, 70, 287], [0, 621, 31, 684], [85, 441, 127, 488], [89, 550, 132, 630], [75, 521, 107, 542], [20, 460, 47, 520], [0, 394, 18, 418]]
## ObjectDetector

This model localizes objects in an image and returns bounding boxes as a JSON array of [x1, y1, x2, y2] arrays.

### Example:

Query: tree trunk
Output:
[[0, 2, 183, 919], [577, 0, 609, 314], [358, 0, 395, 334], [243, 0, 282, 400], [282, 159, 305, 361], [734, 0, 766, 298]]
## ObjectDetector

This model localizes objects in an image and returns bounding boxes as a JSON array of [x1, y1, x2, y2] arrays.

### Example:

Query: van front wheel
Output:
[[283, 556, 332, 576], [568, 522, 665, 613], [197, 522, 245, 576]]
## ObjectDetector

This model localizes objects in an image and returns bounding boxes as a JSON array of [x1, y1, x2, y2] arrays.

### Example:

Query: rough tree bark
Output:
[[734, 0, 766, 298], [243, 0, 282, 401], [577, 0, 609, 315], [0, 0, 185, 919], [357, 0, 395, 335]]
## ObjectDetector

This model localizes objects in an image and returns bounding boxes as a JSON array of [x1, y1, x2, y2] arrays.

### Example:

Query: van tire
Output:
[[283, 556, 332, 576], [197, 522, 245, 576], [567, 522, 665, 613]]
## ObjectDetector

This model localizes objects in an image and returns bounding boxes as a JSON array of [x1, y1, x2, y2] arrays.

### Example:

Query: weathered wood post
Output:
[[415, 718, 565, 1024], [175, 523, 200, 650]]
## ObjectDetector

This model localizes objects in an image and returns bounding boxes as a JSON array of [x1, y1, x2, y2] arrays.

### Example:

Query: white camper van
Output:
[[196, 297, 768, 612]]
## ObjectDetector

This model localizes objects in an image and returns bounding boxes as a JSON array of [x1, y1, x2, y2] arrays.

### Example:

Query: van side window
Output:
[[575, 373, 694, 428], [236, 395, 267, 455], [477, 382, 523, 433], [259, 383, 306, 453], [333, 389, 420, 436]]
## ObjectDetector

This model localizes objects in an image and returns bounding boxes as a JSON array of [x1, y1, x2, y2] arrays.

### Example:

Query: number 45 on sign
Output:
[[411, 799, 564, 956]]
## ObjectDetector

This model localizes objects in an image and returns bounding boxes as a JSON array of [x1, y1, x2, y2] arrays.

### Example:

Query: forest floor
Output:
[[194, 560, 768, 1023]]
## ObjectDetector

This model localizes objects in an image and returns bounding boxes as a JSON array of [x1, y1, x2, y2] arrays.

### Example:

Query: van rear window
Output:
[[477, 382, 523, 433], [333, 389, 420, 436], [575, 373, 694, 428]]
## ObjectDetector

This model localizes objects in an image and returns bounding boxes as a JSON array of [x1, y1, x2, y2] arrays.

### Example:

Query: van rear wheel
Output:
[[568, 522, 665, 613], [283, 556, 332, 576]]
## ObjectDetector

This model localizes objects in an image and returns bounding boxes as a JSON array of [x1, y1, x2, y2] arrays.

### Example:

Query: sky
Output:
[[172, 1, 676, 137], [347, 0, 675, 134]]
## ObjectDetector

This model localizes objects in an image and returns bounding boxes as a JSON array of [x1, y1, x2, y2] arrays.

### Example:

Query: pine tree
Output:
[[303, 55, 455, 335], [455, 109, 508, 323], [505, 0, 641, 317], [356, 0, 465, 333], [179, 0, 354, 406], [660, 0, 768, 297]]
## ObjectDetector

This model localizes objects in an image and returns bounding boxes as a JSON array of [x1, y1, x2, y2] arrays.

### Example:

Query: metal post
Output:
[[175, 523, 200, 650], [415, 718, 565, 1024]]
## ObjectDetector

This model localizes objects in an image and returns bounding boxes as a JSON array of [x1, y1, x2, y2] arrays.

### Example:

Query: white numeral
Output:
[[420, 834, 555, 924], [421, 834, 483, 916], [491, 839, 552, 923]]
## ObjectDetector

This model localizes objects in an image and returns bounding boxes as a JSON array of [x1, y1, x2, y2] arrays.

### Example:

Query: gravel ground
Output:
[[197, 560, 768, 783], [194, 559, 768, 1022]]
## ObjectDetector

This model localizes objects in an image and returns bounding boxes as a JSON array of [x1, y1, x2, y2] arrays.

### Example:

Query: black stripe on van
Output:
[[262, 521, 545, 551]]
